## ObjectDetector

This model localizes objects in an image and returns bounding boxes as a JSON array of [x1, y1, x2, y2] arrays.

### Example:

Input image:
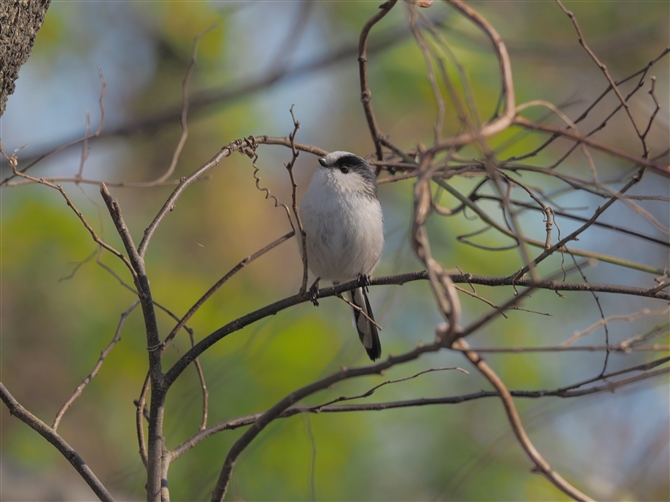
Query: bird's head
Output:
[[317, 151, 377, 198]]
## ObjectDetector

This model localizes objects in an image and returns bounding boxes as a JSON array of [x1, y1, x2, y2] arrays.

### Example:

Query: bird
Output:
[[299, 151, 384, 361]]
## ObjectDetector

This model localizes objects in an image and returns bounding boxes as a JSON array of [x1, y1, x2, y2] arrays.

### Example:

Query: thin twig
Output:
[[448, 344, 670, 354], [152, 24, 217, 184], [0, 146, 135, 276], [336, 293, 383, 331], [511, 172, 643, 279], [311, 366, 468, 410], [513, 116, 669, 177], [162, 231, 295, 349], [136, 136, 325, 259], [284, 107, 310, 294], [473, 194, 669, 247], [554, 0, 642, 142], [557, 356, 670, 393], [408, 7, 446, 144], [427, 0, 516, 155], [53, 300, 140, 430], [561, 306, 670, 348], [1, 67, 107, 186], [434, 177, 666, 275], [358, 0, 398, 161], [135, 373, 151, 468]]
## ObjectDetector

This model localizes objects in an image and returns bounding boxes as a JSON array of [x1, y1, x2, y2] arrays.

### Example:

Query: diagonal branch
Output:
[[209, 342, 436, 501], [0, 383, 114, 502], [513, 116, 670, 177], [162, 231, 295, 349], [53, 300, 140, 431], [554, 0, 643, 143], [0, 145, 134, 277], [454, 338, 594, 501]]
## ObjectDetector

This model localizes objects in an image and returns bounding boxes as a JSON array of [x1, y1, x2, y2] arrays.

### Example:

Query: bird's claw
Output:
[[309, 278, 320, 306], [358, 274, 371, 289]]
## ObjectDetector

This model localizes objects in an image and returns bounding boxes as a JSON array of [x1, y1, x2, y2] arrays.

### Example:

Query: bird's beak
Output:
[[318, 158, 328, 167]]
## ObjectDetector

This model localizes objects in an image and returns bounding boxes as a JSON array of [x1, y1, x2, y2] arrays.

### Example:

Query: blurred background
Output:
[[1, 1, 668, 500]]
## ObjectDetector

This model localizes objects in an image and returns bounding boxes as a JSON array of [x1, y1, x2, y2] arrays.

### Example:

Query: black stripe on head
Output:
[[333, 154, 367, 170], [333, 155, 377, 197]]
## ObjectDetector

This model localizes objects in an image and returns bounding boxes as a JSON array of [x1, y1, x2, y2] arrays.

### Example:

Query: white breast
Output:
[[299, 168, 384, 283]]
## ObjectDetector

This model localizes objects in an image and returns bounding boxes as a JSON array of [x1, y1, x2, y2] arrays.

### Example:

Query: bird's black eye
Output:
[[340, 167, 349, 174]]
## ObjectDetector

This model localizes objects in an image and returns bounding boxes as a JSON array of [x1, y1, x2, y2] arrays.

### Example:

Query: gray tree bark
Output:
[[0, 0, 51, 118]]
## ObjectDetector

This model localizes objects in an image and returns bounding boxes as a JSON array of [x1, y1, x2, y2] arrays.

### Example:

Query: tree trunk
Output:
[[0, 0, 51, 118]]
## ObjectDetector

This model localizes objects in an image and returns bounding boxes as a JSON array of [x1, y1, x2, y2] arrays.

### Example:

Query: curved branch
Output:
[[454, 339, 594, 501], [151, 25, 216, 185], [427, 0, 516, 155]]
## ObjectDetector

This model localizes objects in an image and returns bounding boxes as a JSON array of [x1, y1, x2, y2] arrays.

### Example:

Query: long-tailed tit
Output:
[[299, 151, 384, 360]]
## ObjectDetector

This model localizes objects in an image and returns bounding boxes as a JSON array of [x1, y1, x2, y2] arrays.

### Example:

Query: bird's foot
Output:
[[309, 278, 321, 306], [357, 274, 371, 290]]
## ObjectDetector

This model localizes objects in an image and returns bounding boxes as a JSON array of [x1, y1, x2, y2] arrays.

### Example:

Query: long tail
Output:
[[348, 287, 382, 361]]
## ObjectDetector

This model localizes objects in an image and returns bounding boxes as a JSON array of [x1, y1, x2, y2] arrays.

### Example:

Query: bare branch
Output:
[[511, 173, 643, 279], [135, 374, 151, 468], [170, 360, 669, 461], [0, 383, 114, 502], [0, 145, 134, 276], [473, 194, 669, 248], [53, 300, 140, 431], [136, 136, 325, 260], [209, 342, 436, 501], [449, 344, 670, 354], [151, 24, 217, 185], [162, 231, 295, 349], [454, 338, 594, 501], [561, 305, 670, 347], [311, 366, 468, 410], [554, 0, 643, 145], [165, 268, 670, 389], [99, 183, 164, 500], [513, 116, 670, 177], [426, 0, 516, 154], [283, 107, 310, 294], [358, 0, 398, 160], [1, 67, 107, 186]]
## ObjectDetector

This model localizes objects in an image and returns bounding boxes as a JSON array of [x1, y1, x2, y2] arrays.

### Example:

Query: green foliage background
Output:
[[1, 1, 668, 500]]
